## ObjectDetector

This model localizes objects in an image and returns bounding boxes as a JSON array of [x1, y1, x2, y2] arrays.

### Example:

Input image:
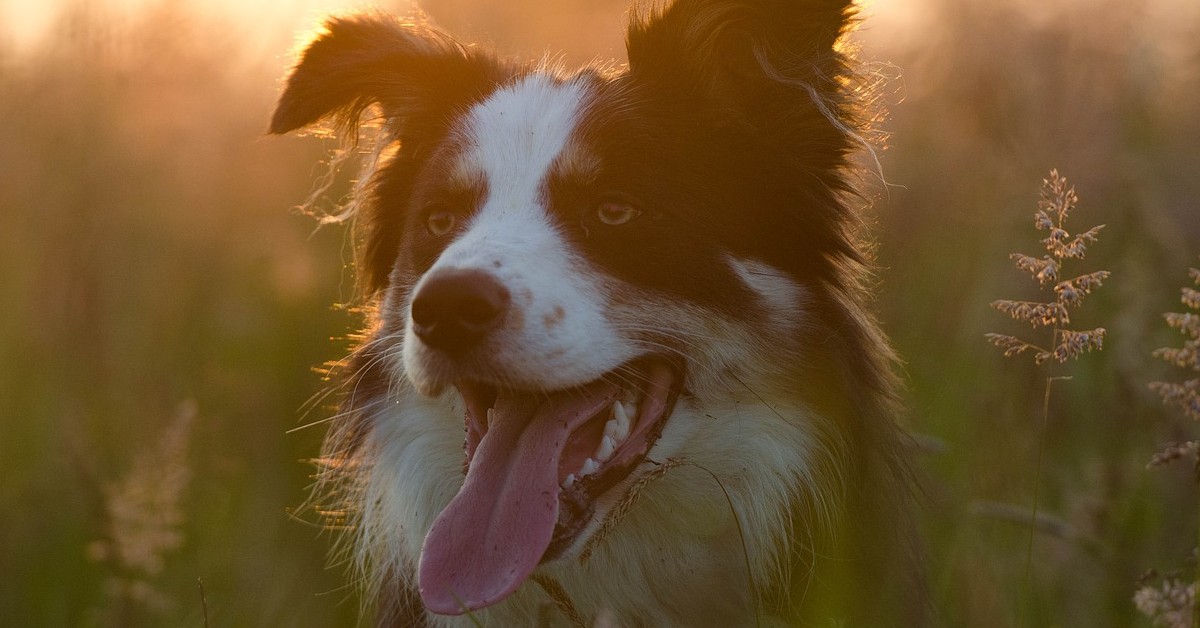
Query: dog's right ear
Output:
[[271, 14, 509, 295], [269, 13, 506, 137]]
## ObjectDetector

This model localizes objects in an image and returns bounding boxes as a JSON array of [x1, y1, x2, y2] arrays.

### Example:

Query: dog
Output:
[[271, 1, 923, 625]]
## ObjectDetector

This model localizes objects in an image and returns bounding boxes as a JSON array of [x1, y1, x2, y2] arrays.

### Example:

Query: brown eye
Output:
[[426, 210, 457, 237], [596, 201, 641, 226]]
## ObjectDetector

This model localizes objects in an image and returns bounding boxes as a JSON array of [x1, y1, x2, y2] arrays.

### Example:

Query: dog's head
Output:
[[273, 0, 869, 616]]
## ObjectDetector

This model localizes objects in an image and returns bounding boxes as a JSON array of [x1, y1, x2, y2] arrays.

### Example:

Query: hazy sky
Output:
[[3, 2, 930, 88], [0, 0, 913, 55], [3, 0, 1194, 73], [0, 0, 386, 51]]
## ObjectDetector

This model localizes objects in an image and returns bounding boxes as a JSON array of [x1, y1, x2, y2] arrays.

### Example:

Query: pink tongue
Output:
[[417, 384, 617, 615]]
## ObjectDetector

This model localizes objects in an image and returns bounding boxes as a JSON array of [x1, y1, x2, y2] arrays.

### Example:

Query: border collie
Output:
[[271, 0, 923, 625]]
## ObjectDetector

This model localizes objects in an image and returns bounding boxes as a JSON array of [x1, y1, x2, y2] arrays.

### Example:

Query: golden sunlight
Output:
[[0, 0, 381, 52], [5, 0, 1200, 625]]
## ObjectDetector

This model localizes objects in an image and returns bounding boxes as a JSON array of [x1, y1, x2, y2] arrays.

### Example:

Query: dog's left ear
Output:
[[626, 0, 856, 105]]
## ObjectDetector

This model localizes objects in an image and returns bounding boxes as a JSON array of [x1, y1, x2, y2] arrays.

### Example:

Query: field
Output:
[[2, 0, 1198, 625]]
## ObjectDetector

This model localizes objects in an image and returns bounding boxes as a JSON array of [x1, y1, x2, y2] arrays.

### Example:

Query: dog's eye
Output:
[[595, 201, 641, 226], [426, 210, 457, 237]]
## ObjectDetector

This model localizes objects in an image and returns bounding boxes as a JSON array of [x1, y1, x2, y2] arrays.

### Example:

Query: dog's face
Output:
[[272, 1, 867, 619], [396, 75, 697, 611], [392, 71, 828, 612], [399, 75, 650, 394]]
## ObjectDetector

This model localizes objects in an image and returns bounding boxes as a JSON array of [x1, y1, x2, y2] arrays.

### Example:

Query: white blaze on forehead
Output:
[[438, 72, 589, 266], [434, 73, 589, 269], [458, 74, 588, 215]]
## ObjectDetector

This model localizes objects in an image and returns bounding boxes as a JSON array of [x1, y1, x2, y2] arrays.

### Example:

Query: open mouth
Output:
[[416, 356, 683, 615]]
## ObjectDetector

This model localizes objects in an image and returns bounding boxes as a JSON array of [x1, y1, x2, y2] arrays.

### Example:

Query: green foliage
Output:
[[3, 0, 1200, 626], [0, 4, 358, 626], [870, 0, 1200, 625]]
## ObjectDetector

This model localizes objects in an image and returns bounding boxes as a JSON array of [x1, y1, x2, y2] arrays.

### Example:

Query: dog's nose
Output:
[[410, 269, 510, 354]]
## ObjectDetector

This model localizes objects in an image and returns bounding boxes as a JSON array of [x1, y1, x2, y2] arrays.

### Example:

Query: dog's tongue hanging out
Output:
[[417, 382, 619, 614]]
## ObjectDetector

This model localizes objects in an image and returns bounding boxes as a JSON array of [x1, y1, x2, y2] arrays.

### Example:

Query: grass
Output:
[[1135, 259, 1200, 627], [0, 5, 358, 626], [984, 171, 1112, 625], [914, 167, 1196, 626], [2, 0, 1200, 626]]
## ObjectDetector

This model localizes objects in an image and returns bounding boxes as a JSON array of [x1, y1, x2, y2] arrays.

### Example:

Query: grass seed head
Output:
[[1149, 260, 1200, 424], [1133, 578, 1196, 628], [987, 170, 1108, 365]]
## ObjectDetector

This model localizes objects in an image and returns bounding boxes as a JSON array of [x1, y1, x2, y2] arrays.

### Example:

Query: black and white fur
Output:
[[271, 1, 923, 625]]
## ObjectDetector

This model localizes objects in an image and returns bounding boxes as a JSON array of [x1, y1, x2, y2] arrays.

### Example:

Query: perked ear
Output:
[[625, 0, 857, 103], [269, 12, 507, 137]]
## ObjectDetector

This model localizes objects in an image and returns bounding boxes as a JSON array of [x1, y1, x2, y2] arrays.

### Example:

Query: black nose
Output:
[[410, 269, 510, 354]]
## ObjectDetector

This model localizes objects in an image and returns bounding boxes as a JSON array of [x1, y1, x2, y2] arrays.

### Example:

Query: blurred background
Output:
[[2, 0, 1198, 625]]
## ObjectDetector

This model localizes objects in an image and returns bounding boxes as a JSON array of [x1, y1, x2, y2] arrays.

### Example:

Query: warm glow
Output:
[[0, 0, 631, 65], [5, 0, 1200, 625], [0, 0, 384, 52], [5, 0, 1198, 55]]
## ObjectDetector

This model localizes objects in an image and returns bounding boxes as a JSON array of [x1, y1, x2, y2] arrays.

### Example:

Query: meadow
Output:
[[1, 0, 1198, 625]]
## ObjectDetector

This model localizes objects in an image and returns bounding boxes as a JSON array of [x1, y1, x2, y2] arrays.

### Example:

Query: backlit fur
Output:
[[272, 2, 924, 625]]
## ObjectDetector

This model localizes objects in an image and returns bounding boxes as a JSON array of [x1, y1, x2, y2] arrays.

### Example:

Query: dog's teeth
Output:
[[603, 416, 626, 444], [485, 408, 494, 425], [611, 401, 631, 441], [562, 473, 576, 489], [596, 435, 616, 461], [580, 458, 600, 477]]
